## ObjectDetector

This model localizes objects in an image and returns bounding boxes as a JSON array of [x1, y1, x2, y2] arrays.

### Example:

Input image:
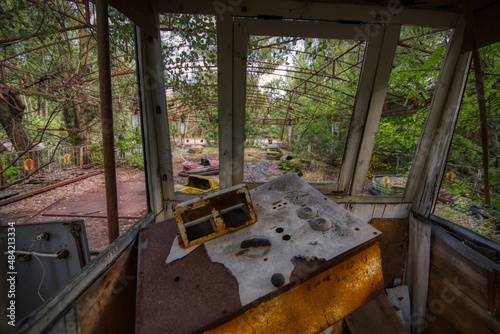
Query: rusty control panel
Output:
[[173, 184, 257, 248], [138, 173, 384, 333]]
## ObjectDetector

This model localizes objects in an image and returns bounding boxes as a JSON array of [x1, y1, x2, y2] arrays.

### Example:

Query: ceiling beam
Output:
[[462, 1, 500, 52], [108, 0, 159, 37], [156, 0, 459, 28]]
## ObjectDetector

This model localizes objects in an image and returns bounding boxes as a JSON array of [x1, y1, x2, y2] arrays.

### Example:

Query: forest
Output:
[[1, 1, 499, 240]]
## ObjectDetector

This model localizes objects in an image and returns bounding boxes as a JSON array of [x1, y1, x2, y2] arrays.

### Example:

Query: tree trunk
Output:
[[58, 22, 95, 166], [0, 88, 39, 167]]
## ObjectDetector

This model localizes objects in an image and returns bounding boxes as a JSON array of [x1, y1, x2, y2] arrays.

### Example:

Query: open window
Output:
[[160, 14, 219, 194], [225, 18, 379, 191], [243, 34, 365, 184], [366, 26, 452, 197], [433, 41, 500, 242]]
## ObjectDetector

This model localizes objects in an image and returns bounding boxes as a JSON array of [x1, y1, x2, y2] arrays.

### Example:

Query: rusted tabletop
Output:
[[136, 174, 382, 333], [136, 219, 242, 333]]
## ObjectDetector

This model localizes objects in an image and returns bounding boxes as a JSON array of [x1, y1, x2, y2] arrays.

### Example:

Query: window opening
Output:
[[433, 41, 500, 242], [366, 26, 452, 196], [160, 14, 219, 194], [243, 35, 366, 185]]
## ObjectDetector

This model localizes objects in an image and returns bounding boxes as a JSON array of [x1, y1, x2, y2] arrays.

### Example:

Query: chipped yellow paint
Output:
[[206, 242, 383, 334], [174, 184, 257, 248]]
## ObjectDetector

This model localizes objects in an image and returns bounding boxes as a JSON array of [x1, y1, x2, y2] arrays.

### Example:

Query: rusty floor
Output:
[[0, 175, 148, 251], [47, 181, 147, 251], [41, 181, 148, 220]]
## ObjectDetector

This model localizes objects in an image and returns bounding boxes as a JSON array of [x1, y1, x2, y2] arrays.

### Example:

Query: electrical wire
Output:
[[29, 240, 46, 302], [5, 250, 60, 258]]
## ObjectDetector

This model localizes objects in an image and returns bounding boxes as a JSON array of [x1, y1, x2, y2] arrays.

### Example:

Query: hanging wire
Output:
[[29, 239, 46, 302]]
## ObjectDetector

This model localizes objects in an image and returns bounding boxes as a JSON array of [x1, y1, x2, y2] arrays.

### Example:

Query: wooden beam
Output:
[[350, 24, 401, 196], [465, 1, 491, 205], [406, 213, 432, 334], [108, 0, 158, 37], [338, 26, 384, 193], [136, 27, 175, 220], [97, 0, 120, 243], [404, 16, 467, 208], [462, 1, 500, 52], [246, 19, 371, 41], [157, 0, 459, 28], [412, 51, 471, 216], [217, 15, 234, 189], [232, 19, 249, 186], [430, 214, 500, 258]]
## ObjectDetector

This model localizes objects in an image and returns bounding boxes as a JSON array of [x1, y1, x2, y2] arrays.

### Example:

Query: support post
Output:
[[136, 27, 175, 221], [232, 19, 249, 185], [350, 24, 401, 196], [217, 15, 234, 189], [96, 0, 119, 243], [407, 213, 431, 334], [338, 26, 384, 193], [404, 17, 467, 204]]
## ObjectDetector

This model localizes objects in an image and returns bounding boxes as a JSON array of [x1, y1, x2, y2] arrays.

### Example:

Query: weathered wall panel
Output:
[[46, 243, 138, 334], [407, 214, 432, 334], [347, 203, 412, 223], [370, 218, 409, 288], [425, 226, 500, 334], [75, 243, 137, 334]]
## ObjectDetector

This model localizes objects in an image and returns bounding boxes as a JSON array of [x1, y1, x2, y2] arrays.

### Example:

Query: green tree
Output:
[[0, 0, 138, 183]]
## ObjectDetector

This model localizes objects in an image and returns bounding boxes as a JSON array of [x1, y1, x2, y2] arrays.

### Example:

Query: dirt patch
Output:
[[0, 167, 146, 251]]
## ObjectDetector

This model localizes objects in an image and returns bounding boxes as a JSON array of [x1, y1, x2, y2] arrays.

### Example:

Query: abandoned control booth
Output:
[[14, 0, 500, 333]]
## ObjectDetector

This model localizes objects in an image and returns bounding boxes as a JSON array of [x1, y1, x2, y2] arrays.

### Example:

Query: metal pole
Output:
[[96, 0, 119, 243]]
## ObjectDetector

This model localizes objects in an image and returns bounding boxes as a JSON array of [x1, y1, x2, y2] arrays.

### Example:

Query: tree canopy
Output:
[[0, 0, 137, 180], [1, 5, 500, 239]]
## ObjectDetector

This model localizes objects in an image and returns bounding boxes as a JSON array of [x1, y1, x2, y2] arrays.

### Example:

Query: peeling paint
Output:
[[206, 243, 384, 334], [203, 174, 382, 306], [174, 184, 257, 248]]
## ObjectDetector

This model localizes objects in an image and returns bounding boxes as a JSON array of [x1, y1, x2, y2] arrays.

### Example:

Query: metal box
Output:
[[174, 184, 257, 248]]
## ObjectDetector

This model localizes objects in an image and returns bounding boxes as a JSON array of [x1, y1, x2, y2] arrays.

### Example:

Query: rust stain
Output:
[[205, 242, 384, 334]]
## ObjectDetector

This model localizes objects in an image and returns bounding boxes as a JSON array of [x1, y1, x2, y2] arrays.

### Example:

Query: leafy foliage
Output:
[[434, 41, 500, 241], [2, 5, 500, 241], [0, 0, 138, 184]]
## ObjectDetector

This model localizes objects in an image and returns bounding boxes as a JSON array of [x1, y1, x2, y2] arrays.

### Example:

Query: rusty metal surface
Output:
[[136, 219, 242, 334], [206, 242, 384, 334], [202, 173, 382, 305], [137, 174, 383, 333], [174, 184, 257, 248]]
